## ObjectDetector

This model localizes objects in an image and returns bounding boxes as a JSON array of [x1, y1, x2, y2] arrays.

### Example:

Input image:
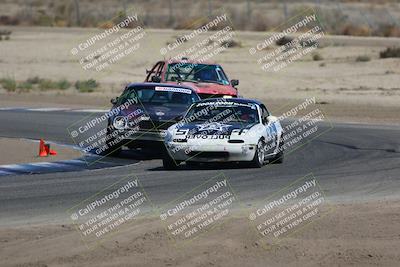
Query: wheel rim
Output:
[[257, 141, 265, 164]]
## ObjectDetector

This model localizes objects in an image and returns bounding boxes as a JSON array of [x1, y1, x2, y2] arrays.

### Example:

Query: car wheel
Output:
[[162, 152, 179, 170], [251, 139, 266, 168], [102, 126, 122, 156], [186, 161, 201, 168], [272, 139, 284, 164], [106, 145, 122, 157]]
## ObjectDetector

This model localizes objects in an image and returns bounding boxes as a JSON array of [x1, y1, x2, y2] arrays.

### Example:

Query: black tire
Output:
[[106, 146, 122, 157], [186, 161, 201, 168], [250, 139, 266, 168], [102, 126, 122, 157], [162, 152, 179, 170], [102, 138, 122, 156], [271, 139, 284, 164]]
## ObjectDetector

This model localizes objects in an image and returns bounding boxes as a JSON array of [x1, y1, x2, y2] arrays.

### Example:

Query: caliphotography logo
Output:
[[1, 1, 400, 266]]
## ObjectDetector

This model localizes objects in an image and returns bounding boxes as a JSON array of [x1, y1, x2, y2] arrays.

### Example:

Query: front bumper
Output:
[[165, 141, 257, 162], [121, 129, 167, 142]]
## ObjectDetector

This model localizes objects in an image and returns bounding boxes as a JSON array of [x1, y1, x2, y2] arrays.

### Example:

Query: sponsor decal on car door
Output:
[[265, 121, 278, 156]]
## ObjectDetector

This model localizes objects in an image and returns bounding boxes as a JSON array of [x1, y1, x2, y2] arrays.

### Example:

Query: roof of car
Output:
[[197, 97, 264, 106], [164, 58, 217, 65], [126, 82, 196, 92]]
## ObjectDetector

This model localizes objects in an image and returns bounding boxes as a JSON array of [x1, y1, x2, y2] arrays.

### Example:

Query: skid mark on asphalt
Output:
[[318, 140, 399, 153], [0, 155, 139, 176]]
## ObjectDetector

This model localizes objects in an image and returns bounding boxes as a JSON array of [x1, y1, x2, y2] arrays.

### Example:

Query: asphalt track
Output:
[[0, 109, 399, 226]]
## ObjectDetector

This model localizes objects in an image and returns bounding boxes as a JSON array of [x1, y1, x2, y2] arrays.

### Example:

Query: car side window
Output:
[[260, 105, 270, 124]]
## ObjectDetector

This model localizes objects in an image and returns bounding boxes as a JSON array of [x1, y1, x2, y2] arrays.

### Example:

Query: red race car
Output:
[[144, 58, 239, 99]]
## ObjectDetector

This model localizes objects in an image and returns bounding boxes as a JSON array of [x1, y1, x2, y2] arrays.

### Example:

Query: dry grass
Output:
[[0, 0, 399, 37]]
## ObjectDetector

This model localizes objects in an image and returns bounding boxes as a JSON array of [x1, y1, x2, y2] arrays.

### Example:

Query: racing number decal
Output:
[[176, 129, 189, 136], [265, 122, 278, 154]]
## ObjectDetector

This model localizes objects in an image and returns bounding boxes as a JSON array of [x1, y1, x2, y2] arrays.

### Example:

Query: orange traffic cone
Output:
[[45, 144, 50, 155], [39, 139, 48, 157], [49, 147, 57, 156]]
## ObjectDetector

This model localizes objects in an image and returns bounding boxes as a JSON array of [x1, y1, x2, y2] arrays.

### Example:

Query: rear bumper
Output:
[[198, 93, 237, 99]]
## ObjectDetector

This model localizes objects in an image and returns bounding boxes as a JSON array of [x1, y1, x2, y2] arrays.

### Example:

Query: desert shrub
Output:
[[0, 29, 11, 41], [316, 9, 347, 36], [17, 82, 33, 91], [39, 79, 57, 90], [36, 15, 53, 26], [0, 78, 17, 92], [113, 10, 127, 25], [98, 21, 114, 29], [377, 24, 400, 38], [220, 40, 242, 48], [356, 55, 371, 62], [75, 79, 98, 93], [0, 15, 20, 25], [0, 30, 12, 35], [54, 19, 68, 27], [4, 77, 72, 91], [56, 79, 71, 90], [173, 17, 208, 30], [26, 76, 41, 84], [250, 11, 270, 31], [342, 24, 371, 36], [312, 53, 323, 61], [380, 47, 400, 58], [276, 36, 293, 46]]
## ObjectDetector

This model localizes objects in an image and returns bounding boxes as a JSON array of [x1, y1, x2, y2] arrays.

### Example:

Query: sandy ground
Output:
[[0, 137, 81, 165], [0, 201, 399, 267], [0, 26, 399, 266], [0, 27, 399, 124]]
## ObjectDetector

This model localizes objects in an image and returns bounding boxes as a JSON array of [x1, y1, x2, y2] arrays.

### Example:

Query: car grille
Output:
[[188, 151, 229, 159], [138, 120, 175, 131]]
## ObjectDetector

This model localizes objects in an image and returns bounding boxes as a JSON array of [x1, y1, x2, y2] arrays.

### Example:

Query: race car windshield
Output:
[[165, 63, 230, 85], [185, 104, 260, 124], [120, 86, 197, 106]]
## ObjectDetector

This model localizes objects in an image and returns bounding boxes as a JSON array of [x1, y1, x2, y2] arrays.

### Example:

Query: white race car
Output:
[[163, 98, 284, 169]]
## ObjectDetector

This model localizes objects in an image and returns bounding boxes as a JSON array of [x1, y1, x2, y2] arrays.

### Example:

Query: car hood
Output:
[[116, 103, 188, 121], [175, 121, 256, 136], [165, 81, 237, 96]]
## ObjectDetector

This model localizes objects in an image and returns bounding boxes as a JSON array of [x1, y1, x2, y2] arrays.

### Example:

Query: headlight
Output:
[[113, 116, 127, 130], [223, 95, 233, 98]]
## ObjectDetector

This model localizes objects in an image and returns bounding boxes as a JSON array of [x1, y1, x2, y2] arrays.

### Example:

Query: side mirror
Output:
[[231, 79, 239, 86], [110, 97, 118, 105], [265, 115, 277, 124], [151, 76, 161, 83]]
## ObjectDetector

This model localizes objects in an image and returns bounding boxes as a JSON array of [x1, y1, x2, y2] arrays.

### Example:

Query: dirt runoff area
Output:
[[1, 27, 400, 125], [0, 137, 81, 165], [1, 201, 399, 266]]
